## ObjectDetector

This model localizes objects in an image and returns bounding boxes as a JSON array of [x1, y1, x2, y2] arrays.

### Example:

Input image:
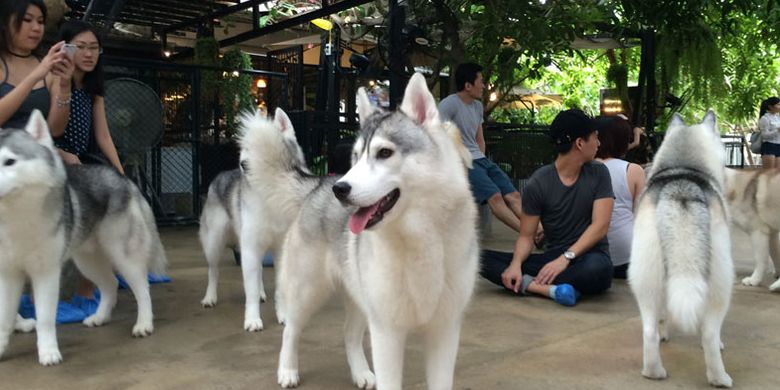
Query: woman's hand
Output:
[[30, 41, 67, 82]]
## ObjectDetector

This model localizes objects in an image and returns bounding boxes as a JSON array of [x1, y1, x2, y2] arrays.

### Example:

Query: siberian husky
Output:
[[276, 73, 479, 389], [629, 111, 734, 387], [724, 168, 780, 291], [0, 111, 167, 365], [199, 108, 320, 331]]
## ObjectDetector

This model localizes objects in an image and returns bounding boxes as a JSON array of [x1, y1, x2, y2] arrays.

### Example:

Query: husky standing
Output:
[[725, 168, 780, 291], [0, 111, 166, 365], [629, 111, 734, 387], [276, 73, 479, 389], [199, 108, 319, 331]]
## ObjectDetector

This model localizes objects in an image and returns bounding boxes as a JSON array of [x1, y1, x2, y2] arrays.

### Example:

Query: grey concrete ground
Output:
[[1, 221, 779, 390]]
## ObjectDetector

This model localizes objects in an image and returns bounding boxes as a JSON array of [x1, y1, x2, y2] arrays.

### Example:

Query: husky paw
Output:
[[38, 349, 63, 366], [769, 279, 780, 292], [244, 318, 264, 332], [278, 368, 300, 388], [741, 276, 762, 287], [201, 296, 217, 308], [132, 322, 154, 337], [641, 366, 667, 380], [14, 316, 36, 333], [83, 313, 109, 328], [260, 290, 267, 303], [352, 370, 376, 389], [707, 372, 733, 388]]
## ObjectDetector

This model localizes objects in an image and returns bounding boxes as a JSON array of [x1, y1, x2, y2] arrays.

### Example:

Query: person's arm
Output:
[[627, 162, 646, 210], [627, 127, 644, 150], [759, 115, 775, 138], [0, 42, 66, 125], [535, 197, 614, 285], [92, 96, 124, 174], [46, 64, 73, 137], [501, 212, 539, 292], [476, 124, 486, 154]]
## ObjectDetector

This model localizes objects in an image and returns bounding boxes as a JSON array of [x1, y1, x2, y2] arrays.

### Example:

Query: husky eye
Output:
[[377, 148, 394, 159], [3, 158, 16, 166]]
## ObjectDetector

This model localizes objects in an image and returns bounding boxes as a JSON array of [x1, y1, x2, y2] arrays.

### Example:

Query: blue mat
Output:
[[18, 273, 171, 323]]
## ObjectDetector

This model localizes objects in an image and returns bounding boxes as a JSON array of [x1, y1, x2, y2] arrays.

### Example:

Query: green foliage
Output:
[[194, 37, 219, 106], [221, 48, 254, 137]]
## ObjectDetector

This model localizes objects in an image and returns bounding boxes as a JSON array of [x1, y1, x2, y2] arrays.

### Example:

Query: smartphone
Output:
[[62, 43, 77, 58]]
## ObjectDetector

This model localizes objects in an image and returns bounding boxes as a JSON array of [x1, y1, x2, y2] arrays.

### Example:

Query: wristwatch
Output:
[[563, 250, 576, 262]]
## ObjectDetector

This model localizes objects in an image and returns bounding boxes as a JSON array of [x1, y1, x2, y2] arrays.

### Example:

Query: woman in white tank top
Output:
[[594, 116, 646, 279]]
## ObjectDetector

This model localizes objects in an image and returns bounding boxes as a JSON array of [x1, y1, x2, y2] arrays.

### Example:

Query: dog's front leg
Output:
[[0, 271, 25, 359], [369, 323, 407, 390], [30, 267, 62, 365], [742, 231, 771, 286], [423, 314, 463, 390], [344, 297, 374, 389], [239, 229, 269, 332]]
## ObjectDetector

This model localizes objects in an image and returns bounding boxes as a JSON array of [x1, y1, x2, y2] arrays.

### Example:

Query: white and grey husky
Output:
[[0, 111, 167, 365], [276, 73, 479, 389], [629, 111, 734, 387], [725, 167, 780, 291], [199, 108, 314, 331]]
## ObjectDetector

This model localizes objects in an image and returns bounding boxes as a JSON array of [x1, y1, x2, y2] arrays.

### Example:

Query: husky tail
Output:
[[656, 180, 711, 334]]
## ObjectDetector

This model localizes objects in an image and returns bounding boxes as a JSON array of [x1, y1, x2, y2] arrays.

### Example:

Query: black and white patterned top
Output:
[[55, 89, 92, 157]]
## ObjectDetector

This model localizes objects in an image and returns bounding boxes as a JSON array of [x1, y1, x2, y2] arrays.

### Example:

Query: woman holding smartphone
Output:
[[55, 20, 123, 173], [0, 0, 73, 130]]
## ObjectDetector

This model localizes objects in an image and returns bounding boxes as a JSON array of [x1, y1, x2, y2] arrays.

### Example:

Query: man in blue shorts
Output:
[[439, 63, 523, 232]]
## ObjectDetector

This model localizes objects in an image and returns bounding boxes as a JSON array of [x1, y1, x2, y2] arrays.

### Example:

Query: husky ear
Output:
[[669, 112, 685, 128], [400, 73, 439, 127], [702, 109, 717, 131], [24, 110, 54, 149], [274, 107, 294, 135], [356, 87, 376, 123]]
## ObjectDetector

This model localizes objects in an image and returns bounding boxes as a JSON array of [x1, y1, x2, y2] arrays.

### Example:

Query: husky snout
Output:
[[332, 181, 351, 202]]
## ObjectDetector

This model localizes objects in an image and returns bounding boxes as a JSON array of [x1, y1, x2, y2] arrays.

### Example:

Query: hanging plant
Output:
[[221, 48, 254, 137], [194, 37, 220, 105]]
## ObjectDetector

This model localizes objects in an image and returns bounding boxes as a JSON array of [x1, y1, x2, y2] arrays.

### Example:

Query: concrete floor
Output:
[[1, 221, 779, 390]]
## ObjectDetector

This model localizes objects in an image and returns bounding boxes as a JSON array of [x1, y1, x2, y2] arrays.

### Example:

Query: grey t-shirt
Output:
[[522, 162, 614, 253], [438, 94, 485, 160]]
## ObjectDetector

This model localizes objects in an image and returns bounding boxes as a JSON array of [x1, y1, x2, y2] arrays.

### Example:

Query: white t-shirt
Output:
[[759, 112, 780, 144]]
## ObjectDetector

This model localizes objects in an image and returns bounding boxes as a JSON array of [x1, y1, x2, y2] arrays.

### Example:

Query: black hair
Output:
[[0, 0, 47, 56], [58, 20, 104, 97], [595, 116, 633, 159], [759, 97, 780, 120], [454, 62, 482, 92]]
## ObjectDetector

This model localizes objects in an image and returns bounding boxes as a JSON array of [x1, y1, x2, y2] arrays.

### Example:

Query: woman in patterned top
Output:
[[55, 20, 123, 174]]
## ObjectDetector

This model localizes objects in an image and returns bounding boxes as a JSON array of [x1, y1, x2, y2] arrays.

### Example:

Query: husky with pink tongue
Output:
[[276, 72, 479, 390]]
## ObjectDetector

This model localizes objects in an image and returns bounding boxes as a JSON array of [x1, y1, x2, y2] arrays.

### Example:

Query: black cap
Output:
[[549, 109, 595, 146]]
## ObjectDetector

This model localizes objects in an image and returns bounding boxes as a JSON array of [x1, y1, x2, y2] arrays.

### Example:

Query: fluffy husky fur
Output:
[[628, 111, 734, 387], [199, 108, 319, 331], [276, 73, 479, 389], [0, 111, 166, 365], [725, 168, 780, 291]]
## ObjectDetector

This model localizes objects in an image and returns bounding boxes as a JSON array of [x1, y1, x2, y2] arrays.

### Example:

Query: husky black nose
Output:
[[332, 182, 351, 201]]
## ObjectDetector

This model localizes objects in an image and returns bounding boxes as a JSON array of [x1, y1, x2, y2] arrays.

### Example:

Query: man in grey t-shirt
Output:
[[438, 63, 524, 233], [480, 109, 615, 306]]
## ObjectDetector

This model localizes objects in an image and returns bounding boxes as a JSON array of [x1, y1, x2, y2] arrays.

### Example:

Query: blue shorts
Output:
[[762, 142, 780, 157], [468, 158, 518, 204]]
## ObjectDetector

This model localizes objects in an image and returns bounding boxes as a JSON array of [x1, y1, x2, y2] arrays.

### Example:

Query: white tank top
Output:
[[604, 159, 634, 266]]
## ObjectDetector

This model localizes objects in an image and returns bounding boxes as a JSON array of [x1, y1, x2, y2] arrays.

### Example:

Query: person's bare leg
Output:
[[487, 193, 521, 232], [525, 280, 553, 300], [503, 191, 523, 219], [761, 154, 776, 169]]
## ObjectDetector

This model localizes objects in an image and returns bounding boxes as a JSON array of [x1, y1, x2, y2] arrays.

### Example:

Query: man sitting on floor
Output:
[[480, 109, 615, 306]]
